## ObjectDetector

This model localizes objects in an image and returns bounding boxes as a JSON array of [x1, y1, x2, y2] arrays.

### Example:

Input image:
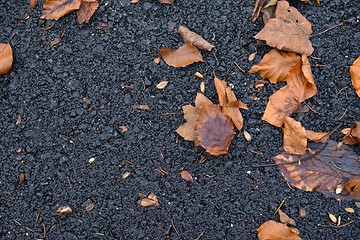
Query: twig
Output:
[[338, 108, 347, 120], [194, 231, 205, 240], [311, 64, 327, 67], [311, 21, 345, 37], [171, 220, 180, 237], [317, 220, 356, 228], [212, 51, 219, 65], [275, 198, 286, 213], [233, 61, 245, 73], [7, 32, 16, 43], [304, 102, 324, 115]]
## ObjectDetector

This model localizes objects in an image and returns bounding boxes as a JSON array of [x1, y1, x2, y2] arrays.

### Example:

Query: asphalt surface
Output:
[[0, 0, 359, 239]]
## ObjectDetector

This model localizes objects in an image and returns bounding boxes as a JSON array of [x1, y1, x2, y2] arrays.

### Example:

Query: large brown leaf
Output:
[[196, 104, 234, 156], [254, 0, 313, 56], [274, 140, 360, 200], [283, 117, 306, 155], [77, 0, 99, 24], [249, 49, 301, 84], [350, 56, 360, 97], [178, 25, 215, 51], [160, 42, 203, 68], [41, 0, 82, 21], [258, 220, 302, 240], [342, 122, 360, 145], [0, 43, 13, 76]]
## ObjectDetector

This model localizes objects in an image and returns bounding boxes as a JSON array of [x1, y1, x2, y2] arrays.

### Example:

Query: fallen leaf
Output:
[[19, 172, 25, 184], [274, 140, 360, 200], [214, 77, 228, 107], [178, 25, 215, 51], [50, 37, 61, 47], [196, 104, 234, 156], [244, 130, 252, 142], [131, 0, 139, 3], [283, 117, 306, 155], [57, 206, 73, 216], [200, 81, 205, 93], [181, 170, 193, 182], [41, 0, 82, 21], [342, 122, 360, 145], [132, 105, 150, 110], [85, 202, 95, 212], [249, 49, 301, 84], [122, 171, 131, 179], [160, 42, 203, 68], [195, 72, 204, 79], [254, 79, 268, 89], [257, 220, 302, 240], [248, 52, 256, 62], [77, 0, 99, 24], [328, 213, 337, 224], [254, 0, 313, 56], [344, 178, 360, 200], [350, 56, 360, 97], [153, 57, 160, 64], [0, 43, 13, 76], [298, 206, 306, 218], [137, 193, 159, 207], [226, 100, 248, 110], [278, 209, 296, 226], [158, 0, 174, 4], [252, 0, 266, 22], [195, 92, 213, 107], [344, 207, 355, 213], [30, 0, 37, 9], [176, 104, 198, 142], [306, 130, 331, 143], [119, 125, 128, 133], [88, 157, 96, 164], [223, 87, 244, 131], [156, 81, 168, 89]]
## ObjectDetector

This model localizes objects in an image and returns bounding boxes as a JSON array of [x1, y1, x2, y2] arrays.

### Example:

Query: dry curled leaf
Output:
[[176, 104, 198, 142], [0, 43, 13, 76], [283, 117, 306, 155], [181, 170, 193, 182], [350, 56, 360, 97], [160, 42, 203, 68], [30, 0, 37, 9], [344, 178, 360, 200], [342, 122, 360, 145], [41, 0, 82, 21], [254, 0, 313, 56], [57, 206, 73, 216], [223, 87, 244, 131], [178, 25, 215, 51], [274, 140, 360, 200], [77, 0, 99, 24], [249, 49, 301, 84], [214, 77, 228, 107], [258, 220, 302, 240], [278, 209, 296, 226], [137, 193, 159, 207], [306, 130, 331, 143]]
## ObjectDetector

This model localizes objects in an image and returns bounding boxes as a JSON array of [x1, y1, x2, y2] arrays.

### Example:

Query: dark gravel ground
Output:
[[1, 0, 359, 239]]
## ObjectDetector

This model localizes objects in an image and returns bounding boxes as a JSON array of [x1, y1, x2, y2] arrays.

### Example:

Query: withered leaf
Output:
[[273, 140, 360, 200], [77, 0, 99, 24], [214, 77, 228, 107], [278, 209, 296, 226], [178, 25, 215, 51], [181, 170, 193, 182], [252, 0, 266, 22], [0, 43, 13, 76], [342, 122, 360, 145], [283, 117, 306, 155], [226, 100, 248, 110], [57, 206, 73, 216], [328, 213, 337, 224], [350, 56, 360, 97], [160, 42, 203, 68], [132, 105, 150, 110], [195, 92, 213, 107], [176, 104, 198, 142], [196, 104, 234, 156], [254, 0, 313, 56], [41, 0, 82, 21], [345, 178, 360, 200], [137, 192, 159, 207], [306, 130, 331, 143], [158, 0, 174, 4], [249, 49, 301, 84], [30, 0, 37, 9], [258, 220, 302, 240], [223, 87, 244, 131]]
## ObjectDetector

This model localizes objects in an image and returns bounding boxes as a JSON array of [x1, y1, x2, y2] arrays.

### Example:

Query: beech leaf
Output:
[[342, 122, 360, 145], [178, 25, 215, 51], [273, 140, 360, 200], [223, 87, 244, 131], [350, 56, 360, 97], [278, 209, 296, 226], [0, 43, 13, 76], [41, 0, 82, 21], [283, 117, 306, 155], [30, 0, 37, 9], [254, 0, 313, 56], [214, 77, 228, 107], [344, 178, 360, 200], [176, 105, 198, 142], [306, 130, 331, 143], [258, 220, 302, 240], [160, 42, 203, 68], [77, 0, 99, 24]]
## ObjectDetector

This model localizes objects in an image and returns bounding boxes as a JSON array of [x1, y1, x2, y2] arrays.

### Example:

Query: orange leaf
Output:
[[342, 122, 360, 145], [158, 0, 174, 3], [283, 117, 306, 155], [345, 178, 360, 200], [223, 87, 244, 131], [350, 56, 360, 97], [196, 104, 234, 155], [178, 25, 215, 51], [195, 92, 213, 107], [249, 49, 301, 84], [227, 100, 248, 110], [306, 130, 331, 143], [30, 0, 37, 9], [258, 220, 302, 240], [274, 140, 360, 200], [278, 209, 296, 226], [214, 77, 228, 107], [56, 206, 73, 216], [41, 0, 82, 21], [137, 192, 159, 207], [160, 42, 203, 68], [0, 43, 13, 76], [176, 104, 198, 142], [77, 0, 99, 24], [132, 104, 150, 110], [254, 0, 313, 56], [181, 170, 193, 182]]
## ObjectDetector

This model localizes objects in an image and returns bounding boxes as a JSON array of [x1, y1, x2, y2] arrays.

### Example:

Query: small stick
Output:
[[311, 64, 327, 67], [311, 21, 345, 37], [194, 231, 205, 240], [171, 220, 180, 237], [233, 61, 245, 73], [212, 51, 219, 65], [338, 108, 347, 120], [67, 177, 72, 188], [275, 198, 286, 213], [7, 32, 16, 43], [304, 102, 324, 115]]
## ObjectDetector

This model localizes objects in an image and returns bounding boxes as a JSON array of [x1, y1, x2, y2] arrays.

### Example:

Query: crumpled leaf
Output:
[[223, 87, 244, 131], [278, 209, 296, 226], [283, 117, 306, 155], [77, 0, 99, 24], [178, 25, 215, 51], [137, 193, 159, 207], [160, 42, 203, 68], [30, 0, 37, 9], [41, 0, 82, 21], [344, 178, 360, 200], [176, 105, 198, 141], [342, 122, 360, 145], [350, 56, 360, 97], [274, 140, 360, 200], [0, 43, 13, 76], [196, 104, 234, 156], [306, 130, 331, 143], [258, 220, 302, 240], [254, 0, 313, 56], [249, 49, 301, 84]]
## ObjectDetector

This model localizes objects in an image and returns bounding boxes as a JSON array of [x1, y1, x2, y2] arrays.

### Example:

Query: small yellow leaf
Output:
[[195, 72, 204, 79], [328, 213, 337, 223], [156, 81, 168, 89], [244, 130, 252, 142], [200, 81, 205, 93], [344, 207, 355, 213], [248, 52, 256, 62]]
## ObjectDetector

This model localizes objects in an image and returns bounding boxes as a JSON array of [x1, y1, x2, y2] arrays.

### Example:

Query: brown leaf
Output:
[[278, 209, 296, 226], [158, 0, 174, 4], [254, 0, 313, 56], [160, 42, 203, 68], [50, 37, 61, 47], [223, 87, 244, 131], [342, 122, 360, 145], [283, 117, 306, 155], [249, 49, 301, 84], [214, 77, 228, 107], [195, 92, 213, 107], [196, 104, 234, 156], [345, 178, 360, 200], [77, 0, 99, 24], [132, 104, 150, 110], [176, 104, 198, 142], [137, 193, 159, 207], [41, 0, 82, 21], [350, 56, 360, 97], [57, 206, 73, 215], [30, 0, 37, 9], [178, 25, 214, 51], [328, 213, 337, 224], [252, 0, 266, 22], [0, 43, 13, 76], [274, 140, 360, 200], [226, 100, 248, 110], [306, 130, 331, 143], [181, 170, 193, 182], [258, 220, 302, 240]]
